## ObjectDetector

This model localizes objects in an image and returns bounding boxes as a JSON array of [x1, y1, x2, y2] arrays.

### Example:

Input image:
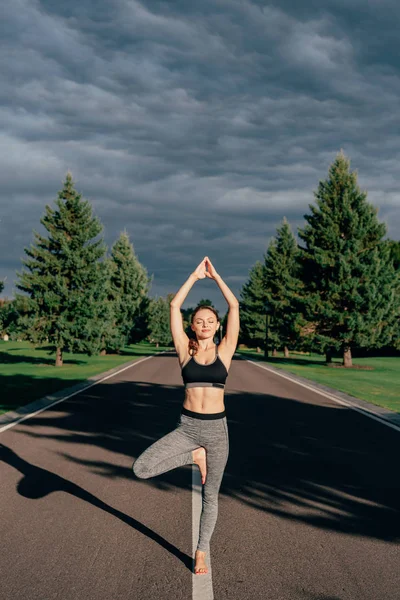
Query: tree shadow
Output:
[[0, 349, 172, 412], [3, 351, 399, 544], [0, 442, 193, 571], [239, 350, 328, 368], [0, 350, 86, 366], [116, 347, 169, 357], [0, 374, 86, 412], [38, 344, 169, 358]]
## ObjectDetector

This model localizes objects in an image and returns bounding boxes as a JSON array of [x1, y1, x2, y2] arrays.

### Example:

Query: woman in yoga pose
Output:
[[133, 256, 240, 575]]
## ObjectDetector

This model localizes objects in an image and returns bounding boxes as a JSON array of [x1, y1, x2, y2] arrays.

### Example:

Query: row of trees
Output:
[[239, 151, 400, 366], [0, 173, 170, 365], [0, 174, 226, 365]]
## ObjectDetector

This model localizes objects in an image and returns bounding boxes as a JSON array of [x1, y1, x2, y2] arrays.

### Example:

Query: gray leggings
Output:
[[133, 411, 229, 552]]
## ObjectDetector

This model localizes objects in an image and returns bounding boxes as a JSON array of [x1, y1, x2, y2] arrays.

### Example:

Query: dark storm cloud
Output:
[[1, 0, 399, 312]]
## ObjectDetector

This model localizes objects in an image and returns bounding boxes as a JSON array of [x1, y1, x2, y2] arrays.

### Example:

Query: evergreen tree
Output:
[[130, 294, 151, 344], [386, 239, 400, 271], [15, 172, 111, 366], [0, 282, 4, 332], [263, 218, 306, 357], [239, 261, 268, 350], [148, 294, 172, 347], [0, 296, 32, 341], [106, 230, 152, 350], [298, 151, 400, 366], [87, 258, 117, 355], [382, 239, 400, 352], [0, 299, 16, 337]]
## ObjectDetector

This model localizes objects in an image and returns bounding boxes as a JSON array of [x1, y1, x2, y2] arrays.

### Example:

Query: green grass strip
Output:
[[237, 349, 400, 414], [0, 341, 170, 415]]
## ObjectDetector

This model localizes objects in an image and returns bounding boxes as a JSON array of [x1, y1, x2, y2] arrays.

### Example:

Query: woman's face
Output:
[[191, 309, 219, 340]]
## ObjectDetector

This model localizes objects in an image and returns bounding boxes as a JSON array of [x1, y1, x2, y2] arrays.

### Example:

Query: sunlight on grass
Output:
[[237, 349, 400, 414], [0, 340, 171, 414]]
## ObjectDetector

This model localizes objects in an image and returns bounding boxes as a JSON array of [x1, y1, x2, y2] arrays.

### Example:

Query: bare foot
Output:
[[194, 550, 208, 575], [192, 447, 207, 484]]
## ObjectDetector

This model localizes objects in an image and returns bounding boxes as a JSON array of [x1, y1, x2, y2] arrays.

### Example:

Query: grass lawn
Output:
[[237, 349, 400, 414], [0, 340, 171, 415]]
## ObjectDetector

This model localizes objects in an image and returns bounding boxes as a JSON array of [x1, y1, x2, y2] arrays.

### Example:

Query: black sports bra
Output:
[[181, 345, 228, 389]]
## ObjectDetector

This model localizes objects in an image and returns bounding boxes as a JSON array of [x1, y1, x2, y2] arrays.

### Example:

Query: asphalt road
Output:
[[0, 352, 399, 600]]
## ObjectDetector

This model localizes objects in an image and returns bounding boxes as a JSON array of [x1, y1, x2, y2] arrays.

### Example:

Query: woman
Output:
[[133, 256, 240, 575]]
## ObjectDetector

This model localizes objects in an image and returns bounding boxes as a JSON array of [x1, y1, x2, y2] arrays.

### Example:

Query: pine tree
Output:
[[106, 230, 152, 351], [15, 172, 110, 365], [386, 239, 400, 271], [0, 296, 32, 341], [298, 151, 400, 366], [239, 261, 270, 350], [0, 299, 17, 337], [263, 218, 306, 357], [88, 258, 117, 355], [148, 294, 172, 347]]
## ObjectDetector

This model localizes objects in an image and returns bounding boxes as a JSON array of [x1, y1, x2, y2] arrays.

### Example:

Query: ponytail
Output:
[[188, 338, 199, 357]]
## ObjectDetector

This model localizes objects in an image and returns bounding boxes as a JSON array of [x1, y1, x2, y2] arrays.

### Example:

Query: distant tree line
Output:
[[239, 151, 400, 367]]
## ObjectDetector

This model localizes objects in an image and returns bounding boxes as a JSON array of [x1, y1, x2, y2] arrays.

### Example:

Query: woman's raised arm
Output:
[[170, 258, 207, 353], [204, 257, 240, 352]]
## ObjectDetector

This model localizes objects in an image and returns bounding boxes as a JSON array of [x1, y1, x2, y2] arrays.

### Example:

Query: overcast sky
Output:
[[1, 0, 400, 315]]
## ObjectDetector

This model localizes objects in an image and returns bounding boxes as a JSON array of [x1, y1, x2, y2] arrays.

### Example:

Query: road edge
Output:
[[237, 354, 400, 432], [0, 352, 168, 433]]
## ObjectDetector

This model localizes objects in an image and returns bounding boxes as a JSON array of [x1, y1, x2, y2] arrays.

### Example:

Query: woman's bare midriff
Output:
[[183, 386, 225, 414]]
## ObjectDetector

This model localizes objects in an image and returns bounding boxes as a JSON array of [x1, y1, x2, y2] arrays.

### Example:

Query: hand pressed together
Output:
[[193, 256, 218, 281]]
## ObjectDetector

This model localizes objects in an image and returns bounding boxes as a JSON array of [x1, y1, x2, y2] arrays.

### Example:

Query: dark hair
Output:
[[188, 305, 220, 356]]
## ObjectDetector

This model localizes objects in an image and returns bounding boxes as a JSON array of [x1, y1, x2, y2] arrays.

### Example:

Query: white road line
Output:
[[243, 357, 400, 434], [192, 466, 214, 600], [0, 354, 154, 434]]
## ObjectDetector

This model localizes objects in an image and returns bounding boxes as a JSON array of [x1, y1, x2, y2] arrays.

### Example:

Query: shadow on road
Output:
[[0, 442, 193, 572], [1, 351, 400, 549]]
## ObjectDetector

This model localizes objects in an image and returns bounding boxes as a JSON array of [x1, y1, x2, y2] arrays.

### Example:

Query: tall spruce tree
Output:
[[298, 151, 400, 366], [15, 172, 112, 366], [386, 239, 400, 271], [385, 240, 400, 350], [148, 294, 172, 347], [239, 261, 270, 350], [106, 230, 152, 351], [263, 218, 306, 357], [90, 258, 118, 355]]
